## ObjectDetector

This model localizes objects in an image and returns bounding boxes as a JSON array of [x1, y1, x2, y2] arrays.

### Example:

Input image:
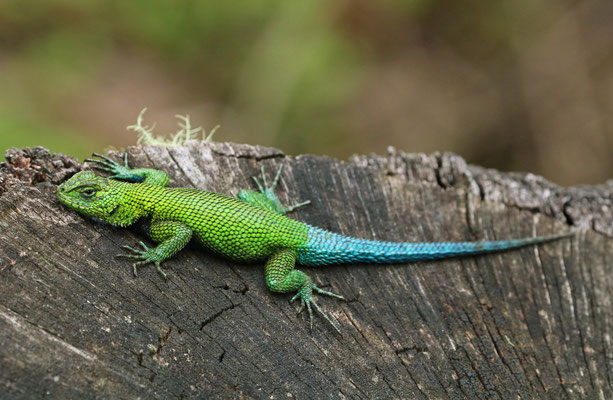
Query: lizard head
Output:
[[57, 171, 121, 222]]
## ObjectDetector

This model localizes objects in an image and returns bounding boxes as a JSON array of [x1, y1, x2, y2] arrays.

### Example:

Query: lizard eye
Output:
[[80, 188, 97, 199]]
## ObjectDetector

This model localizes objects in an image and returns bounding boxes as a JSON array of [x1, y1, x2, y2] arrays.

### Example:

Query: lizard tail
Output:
[[296, 226, 574, 266]]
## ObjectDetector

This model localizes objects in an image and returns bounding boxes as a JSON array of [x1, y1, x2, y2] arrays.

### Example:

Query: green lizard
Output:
[[57, 152, 572, 332]]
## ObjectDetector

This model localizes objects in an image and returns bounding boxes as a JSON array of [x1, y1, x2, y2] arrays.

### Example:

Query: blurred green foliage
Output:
[[0, 0, 367, 157], [0, 0, 611, 185], [0, 109, 95, 156]]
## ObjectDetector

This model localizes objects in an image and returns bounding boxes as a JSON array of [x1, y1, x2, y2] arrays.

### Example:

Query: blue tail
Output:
[[296, 226, 573, 266]]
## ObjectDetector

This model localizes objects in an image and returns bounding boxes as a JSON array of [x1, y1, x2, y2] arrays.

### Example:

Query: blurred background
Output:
[[0, 0, 612, 186]]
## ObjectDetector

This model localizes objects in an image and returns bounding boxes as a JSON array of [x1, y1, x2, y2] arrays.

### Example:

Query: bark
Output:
[[0, 142, 612, 399]]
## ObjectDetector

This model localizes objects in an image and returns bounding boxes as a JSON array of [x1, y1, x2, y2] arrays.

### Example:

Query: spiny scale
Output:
[[56, 153, 573, 333]]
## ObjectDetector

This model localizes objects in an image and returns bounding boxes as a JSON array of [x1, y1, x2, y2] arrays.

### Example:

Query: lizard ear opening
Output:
[[104, 202, 141, 227]]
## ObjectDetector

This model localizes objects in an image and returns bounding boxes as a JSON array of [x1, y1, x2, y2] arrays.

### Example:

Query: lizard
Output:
[[56, 152, 573, 333]]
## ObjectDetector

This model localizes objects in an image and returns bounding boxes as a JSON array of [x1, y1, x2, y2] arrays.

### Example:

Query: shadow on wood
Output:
[[0, 142, 612, 399]]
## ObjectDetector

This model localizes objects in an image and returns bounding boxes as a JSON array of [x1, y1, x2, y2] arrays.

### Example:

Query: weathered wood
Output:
[[0, 142, 611, 399]]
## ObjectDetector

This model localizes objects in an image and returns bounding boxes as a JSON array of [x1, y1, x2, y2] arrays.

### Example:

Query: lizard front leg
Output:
[[85, 153, 170, 187], [238, 165, 310, 215], [116, 220, 192, 279], [265, 249, 344, 333]]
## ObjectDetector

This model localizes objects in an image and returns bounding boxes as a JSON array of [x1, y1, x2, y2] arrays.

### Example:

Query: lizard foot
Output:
[[85, 152, 134, 179], [115, 241, 168, 279], [290, 283, 344, 334], [252, 165, 310, 214]]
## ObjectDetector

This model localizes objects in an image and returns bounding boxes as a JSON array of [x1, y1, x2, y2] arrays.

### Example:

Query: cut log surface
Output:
[[1, 142, 612, 399]]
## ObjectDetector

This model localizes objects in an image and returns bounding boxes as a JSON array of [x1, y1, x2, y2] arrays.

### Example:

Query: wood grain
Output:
[[0, 142, 611, 399]]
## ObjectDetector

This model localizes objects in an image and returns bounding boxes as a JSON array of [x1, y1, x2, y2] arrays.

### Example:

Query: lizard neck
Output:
[[104, 181, 154, 227]]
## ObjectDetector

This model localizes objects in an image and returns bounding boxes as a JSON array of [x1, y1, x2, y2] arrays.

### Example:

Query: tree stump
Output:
[[1, 142, 612, 399]]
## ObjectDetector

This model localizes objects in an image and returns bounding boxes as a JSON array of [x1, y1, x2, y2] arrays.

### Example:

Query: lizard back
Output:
[[134, 184, 309, 262]]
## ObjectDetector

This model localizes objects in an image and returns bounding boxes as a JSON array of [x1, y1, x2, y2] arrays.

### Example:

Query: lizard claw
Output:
[[252, 165, 310, 214], [85, 152, 132, 178], [290, 283, 342, 334], [115, 242, 167, 279], [314, 286, 345, 301]]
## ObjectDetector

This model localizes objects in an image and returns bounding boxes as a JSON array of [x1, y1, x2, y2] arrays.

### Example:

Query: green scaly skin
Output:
[[57, 153, 572, 333], [57, 153, 342, 332]]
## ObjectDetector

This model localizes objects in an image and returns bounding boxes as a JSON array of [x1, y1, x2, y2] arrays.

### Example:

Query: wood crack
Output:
[[1, 142, 612, 398]]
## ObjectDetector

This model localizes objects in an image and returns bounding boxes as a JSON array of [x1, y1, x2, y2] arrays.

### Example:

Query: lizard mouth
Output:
[[56, 183, 91, 211], [56, 193, 84, 215], [56, 184, 73, 206], [56, 181, 79, 203]]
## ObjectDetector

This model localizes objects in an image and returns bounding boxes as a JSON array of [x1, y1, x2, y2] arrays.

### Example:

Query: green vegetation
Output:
[[0, 1, 365, 159], [1, 0, 611, 184]]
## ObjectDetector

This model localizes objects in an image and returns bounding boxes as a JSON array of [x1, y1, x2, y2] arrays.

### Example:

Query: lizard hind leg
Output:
[[238, 165, 310, 215], [265, 249, 344, 334]]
